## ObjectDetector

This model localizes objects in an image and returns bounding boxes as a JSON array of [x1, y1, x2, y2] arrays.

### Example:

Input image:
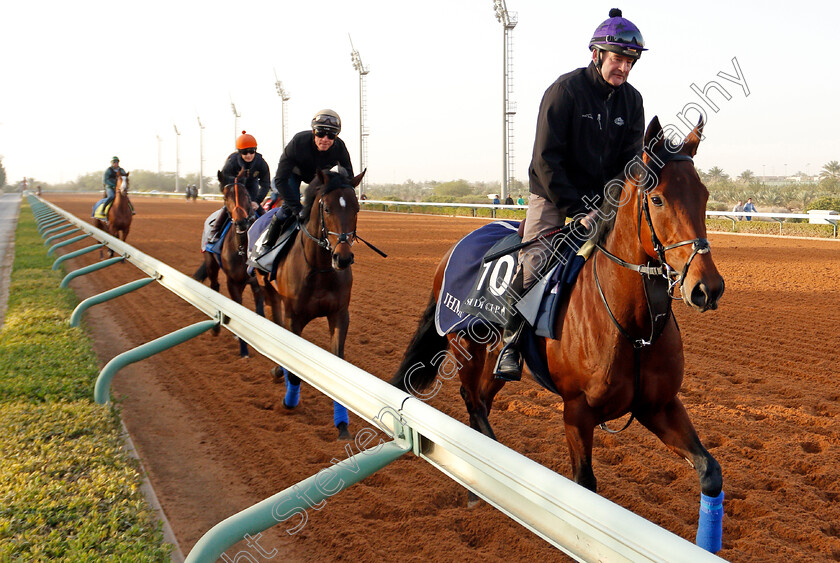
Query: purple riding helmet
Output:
[[589, 8, 646, 65]]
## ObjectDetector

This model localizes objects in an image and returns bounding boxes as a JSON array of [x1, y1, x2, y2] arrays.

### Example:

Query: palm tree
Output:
[[707, 166, 729, 184], [820, 160, 840, 181], [737, 170, 756, 184]]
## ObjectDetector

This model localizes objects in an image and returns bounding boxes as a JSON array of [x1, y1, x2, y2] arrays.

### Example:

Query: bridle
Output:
[[299, 189, 387, 271], [300, 196, 357, 255], [592, 149, 711, 433], [227, 177, 254, 256]]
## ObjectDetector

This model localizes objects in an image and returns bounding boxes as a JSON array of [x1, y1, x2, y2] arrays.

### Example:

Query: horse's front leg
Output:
[[226, 280, 249, 358], [637, 397, 722, 496], [327, 308, 351, 439], [327, 308, 350, 359], [562, 395, 598, 492], [637, 397, 723, 552]]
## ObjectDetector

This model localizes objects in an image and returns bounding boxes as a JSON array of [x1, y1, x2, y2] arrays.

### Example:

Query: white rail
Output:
[[38, 196, 721, 562]]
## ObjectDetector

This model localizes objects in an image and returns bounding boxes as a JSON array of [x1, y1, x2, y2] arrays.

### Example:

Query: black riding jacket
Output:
[[529, 62, 644, 216], [274, 131, 354, 201], [221, 152, 272, 205]]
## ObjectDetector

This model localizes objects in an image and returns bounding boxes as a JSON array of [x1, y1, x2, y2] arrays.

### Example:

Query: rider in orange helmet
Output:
[[207, 131, 272, 244]]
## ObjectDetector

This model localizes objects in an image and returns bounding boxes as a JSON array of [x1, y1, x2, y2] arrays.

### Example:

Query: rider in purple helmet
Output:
[[494, 8, 647, 382]]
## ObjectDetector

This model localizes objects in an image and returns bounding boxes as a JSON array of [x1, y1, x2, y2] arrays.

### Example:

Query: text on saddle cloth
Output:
[[435, 220, 591, 339]]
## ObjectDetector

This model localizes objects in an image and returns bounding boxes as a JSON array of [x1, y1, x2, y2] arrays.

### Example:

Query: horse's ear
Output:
[[316, 168, 329, 186], [643, 116, 663, 153], [683, 117, 705, 157], [351, 168, 367, 188], [217, 170, 224, 183]]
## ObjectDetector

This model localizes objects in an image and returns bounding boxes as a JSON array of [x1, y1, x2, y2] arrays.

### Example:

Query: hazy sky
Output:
[[2, 1, 837, 188]]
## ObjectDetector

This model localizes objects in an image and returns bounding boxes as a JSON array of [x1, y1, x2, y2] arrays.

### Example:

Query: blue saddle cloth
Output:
[[204, 220, 231, 256], [435, 220, 589, 394]]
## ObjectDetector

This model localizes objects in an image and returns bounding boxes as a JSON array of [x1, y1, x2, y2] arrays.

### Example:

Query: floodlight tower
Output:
[[493, 0, 518, 200], [230, 97, 241, 144], [349, 34, 370, 196], [274, 70, 291, 147], [197, 116, 205, 195], [173, 124, 181, 193]]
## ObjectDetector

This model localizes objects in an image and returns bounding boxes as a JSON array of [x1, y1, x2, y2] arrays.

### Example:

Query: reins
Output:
[[593, 151, 709, 433]]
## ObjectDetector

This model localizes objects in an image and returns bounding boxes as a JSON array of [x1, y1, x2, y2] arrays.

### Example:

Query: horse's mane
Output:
[[301, 169, 358, 219], [591, 180, 625, 246]]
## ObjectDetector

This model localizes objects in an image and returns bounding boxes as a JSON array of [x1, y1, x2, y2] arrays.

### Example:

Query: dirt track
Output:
[[44, 194, 840, 562]]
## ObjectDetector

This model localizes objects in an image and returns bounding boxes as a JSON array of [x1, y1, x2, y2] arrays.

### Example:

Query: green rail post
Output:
[[44, 227, 81, 246], [60, 256, 125, 288], [52, 244, 106, 270], [94, 319, 219, 404], [40, 222, 70, 238], [185, 439, 412, 562], [47, 234, 90, 256], [37, 216, 63, 231], [70, 277, 157, 326]]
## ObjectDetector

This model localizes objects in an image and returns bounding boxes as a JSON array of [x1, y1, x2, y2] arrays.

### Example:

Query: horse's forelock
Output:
[[302, 172, 355, 218]]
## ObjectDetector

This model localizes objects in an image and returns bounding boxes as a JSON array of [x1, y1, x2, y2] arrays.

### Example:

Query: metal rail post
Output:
[[60, 256, 125, 288], [185, 439, 412, 562], [70, 277, 157, 326], [52, 244, 106, 270], [48, 234, 90, 256], [94, 318, 219, 404], [44, 227, 81, 246]]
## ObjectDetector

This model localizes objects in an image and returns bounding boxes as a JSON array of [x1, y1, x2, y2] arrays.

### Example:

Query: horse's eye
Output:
[[650, 195, 664, 207]]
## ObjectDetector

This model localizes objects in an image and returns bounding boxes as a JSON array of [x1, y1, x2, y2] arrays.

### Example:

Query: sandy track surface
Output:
[[44, 194, 840, 561]]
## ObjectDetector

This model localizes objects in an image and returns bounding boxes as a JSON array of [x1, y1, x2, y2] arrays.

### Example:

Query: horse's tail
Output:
[[390, 293, 449, 394], [192, 260, 208, 282]]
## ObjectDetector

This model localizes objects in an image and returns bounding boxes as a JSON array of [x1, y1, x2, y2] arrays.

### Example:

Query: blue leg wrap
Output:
[[696, 491, 724, 553], [284, 372, 301, 408], [333, 401, 349, 427]]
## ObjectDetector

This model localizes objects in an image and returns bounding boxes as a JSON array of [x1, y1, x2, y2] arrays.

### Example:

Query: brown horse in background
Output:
[[391, 117, 726, 552], [93, 172, 132, 257], [193, 168, 265, 357], [262, 168, 366, 439]]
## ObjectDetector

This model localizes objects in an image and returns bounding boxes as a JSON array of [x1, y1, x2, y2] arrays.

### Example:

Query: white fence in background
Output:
[[39, 196, 723, 561]]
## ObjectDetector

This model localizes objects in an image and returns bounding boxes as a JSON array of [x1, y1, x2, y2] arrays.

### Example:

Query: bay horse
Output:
[[262, 168, 366, 440], [391, 117, 727, 552], [93, 172, 132, 257], [193, 168, 265, 357]]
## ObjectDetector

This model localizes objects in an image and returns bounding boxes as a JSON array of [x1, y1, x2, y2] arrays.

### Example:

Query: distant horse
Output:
[[193, 169, 265, 357], [391, 117, 726, 551], [262, 168, 367, 440], [93, 172, 132, 258]]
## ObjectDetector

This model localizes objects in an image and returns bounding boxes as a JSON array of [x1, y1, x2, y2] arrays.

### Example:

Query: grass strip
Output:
[[0, 202, 171, 560]]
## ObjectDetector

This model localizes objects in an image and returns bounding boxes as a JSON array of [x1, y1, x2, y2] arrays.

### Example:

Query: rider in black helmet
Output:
[[260, 109, 354, 250]]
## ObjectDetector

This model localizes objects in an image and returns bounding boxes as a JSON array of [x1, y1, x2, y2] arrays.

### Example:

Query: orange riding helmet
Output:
[[235, 131, 257, 150]]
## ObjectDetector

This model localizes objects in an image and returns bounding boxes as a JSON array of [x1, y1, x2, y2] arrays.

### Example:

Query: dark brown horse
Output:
[[262, 168, 366, 439], [193, 169, 265, 357], [93, 172, 132, 257], [391, 117, 726, 551]]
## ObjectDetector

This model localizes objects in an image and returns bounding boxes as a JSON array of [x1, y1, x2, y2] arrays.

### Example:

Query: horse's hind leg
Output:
[[457, 341, 505, 505]]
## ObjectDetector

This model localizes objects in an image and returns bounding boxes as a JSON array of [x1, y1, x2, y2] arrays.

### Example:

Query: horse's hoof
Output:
[[270, 366, 283, 382], [283, 400, 298, 410], [337, 422, 352, 441], [240, 354, 250, 360], [466, 491, 482, 508]]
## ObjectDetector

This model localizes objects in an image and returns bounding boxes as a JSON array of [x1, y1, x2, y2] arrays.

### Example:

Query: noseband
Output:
[[300, 197, 357, 255], [228, 178, 254, 256]]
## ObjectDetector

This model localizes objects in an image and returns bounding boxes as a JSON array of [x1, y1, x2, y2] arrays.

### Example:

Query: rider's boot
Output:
[[208, 207, 229, 244], [493, 269, 526, 382], [261, 209, 288, 251]]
